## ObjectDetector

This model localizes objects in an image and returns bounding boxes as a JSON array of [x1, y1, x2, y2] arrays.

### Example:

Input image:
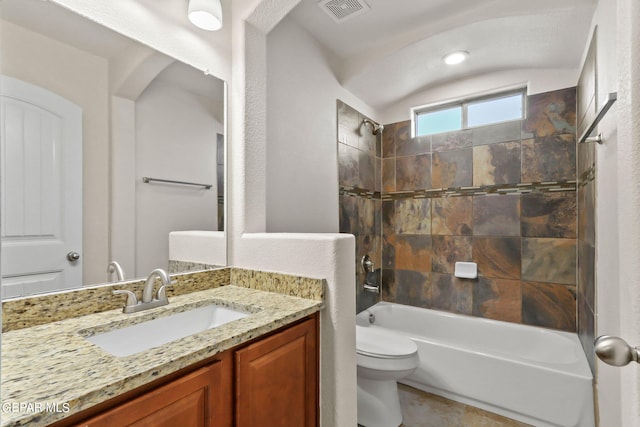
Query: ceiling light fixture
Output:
[[188, 0, 223, 31], [443, 51, 469, 65]]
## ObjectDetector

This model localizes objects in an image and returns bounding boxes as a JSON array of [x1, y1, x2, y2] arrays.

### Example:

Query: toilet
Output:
[[356, 324, 419, 427]]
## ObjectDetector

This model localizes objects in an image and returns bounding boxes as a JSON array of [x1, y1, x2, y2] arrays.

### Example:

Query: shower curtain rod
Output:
[[579, 92, 617, 144]]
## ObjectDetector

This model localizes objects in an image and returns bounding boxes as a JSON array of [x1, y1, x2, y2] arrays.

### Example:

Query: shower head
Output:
[[361, 119, 384, 136]]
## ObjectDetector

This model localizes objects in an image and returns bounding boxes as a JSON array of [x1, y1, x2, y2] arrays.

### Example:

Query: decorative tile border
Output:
[[340, 180, 576, 201]]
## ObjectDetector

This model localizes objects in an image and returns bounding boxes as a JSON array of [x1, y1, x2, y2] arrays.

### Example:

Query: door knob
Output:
[[67, 251, 81, 262], [594, 335, 640, 366]]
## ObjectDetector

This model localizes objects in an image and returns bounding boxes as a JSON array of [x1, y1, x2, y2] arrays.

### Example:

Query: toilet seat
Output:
[[356, 325, 418, 359]]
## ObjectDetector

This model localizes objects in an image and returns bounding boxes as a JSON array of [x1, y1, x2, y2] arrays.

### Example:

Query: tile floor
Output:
[[397, 384, 532, 427]]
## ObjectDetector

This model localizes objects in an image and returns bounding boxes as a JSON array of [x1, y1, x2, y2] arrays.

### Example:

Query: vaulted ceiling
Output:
[[289, 0, 597, 110]]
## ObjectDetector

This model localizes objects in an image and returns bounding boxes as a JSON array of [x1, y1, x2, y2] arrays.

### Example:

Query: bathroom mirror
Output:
[[0, 0, 227, 299]]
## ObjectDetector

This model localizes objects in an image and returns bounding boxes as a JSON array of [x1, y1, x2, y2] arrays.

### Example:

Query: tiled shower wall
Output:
[[337, 101, 382, 313], [338, 87, 579, 331], [577, 33, 597, 373]]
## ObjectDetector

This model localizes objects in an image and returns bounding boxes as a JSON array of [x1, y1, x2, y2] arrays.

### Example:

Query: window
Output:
[[413, 89, 525, 137]]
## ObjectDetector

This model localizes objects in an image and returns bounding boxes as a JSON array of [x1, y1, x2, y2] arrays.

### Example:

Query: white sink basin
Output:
[[85, 304, 250, 357]]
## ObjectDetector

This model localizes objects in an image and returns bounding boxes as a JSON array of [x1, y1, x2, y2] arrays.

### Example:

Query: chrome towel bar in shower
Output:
[[579, 92, 617, 144], [142, 177, 212, 189]]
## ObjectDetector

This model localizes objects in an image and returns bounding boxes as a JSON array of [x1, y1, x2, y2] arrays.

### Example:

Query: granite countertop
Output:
[[1, 285, 322, 426]]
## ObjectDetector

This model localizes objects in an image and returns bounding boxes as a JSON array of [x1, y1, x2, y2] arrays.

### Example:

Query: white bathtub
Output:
[[356, 302, 594, 427]]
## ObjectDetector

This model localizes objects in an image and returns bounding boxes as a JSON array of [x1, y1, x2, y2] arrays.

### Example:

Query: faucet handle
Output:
[[113, 289, 138, 308], [156, 280, 176, 302]]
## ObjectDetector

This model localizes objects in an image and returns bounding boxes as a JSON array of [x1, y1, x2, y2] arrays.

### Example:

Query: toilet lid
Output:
[[356, 325, 418, 358]]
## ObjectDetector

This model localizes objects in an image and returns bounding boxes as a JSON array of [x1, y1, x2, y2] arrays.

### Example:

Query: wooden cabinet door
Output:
[[76, 362, 226, 427], [235, 316, 318, 427]]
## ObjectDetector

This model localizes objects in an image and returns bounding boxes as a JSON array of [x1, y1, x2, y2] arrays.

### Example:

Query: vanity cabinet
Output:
[[235, 315, 318, 427], [74, 362, 228, 427], [59, 314, 318, 427]]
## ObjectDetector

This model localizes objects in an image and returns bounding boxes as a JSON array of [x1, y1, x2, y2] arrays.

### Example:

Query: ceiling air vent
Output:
[[318, 0, 371, 23]]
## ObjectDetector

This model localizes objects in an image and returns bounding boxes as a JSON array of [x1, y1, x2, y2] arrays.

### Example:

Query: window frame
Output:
[[411, 87, 527, 137]]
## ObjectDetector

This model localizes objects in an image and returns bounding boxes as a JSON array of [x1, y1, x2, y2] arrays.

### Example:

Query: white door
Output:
[[0, 75, 82, 298]]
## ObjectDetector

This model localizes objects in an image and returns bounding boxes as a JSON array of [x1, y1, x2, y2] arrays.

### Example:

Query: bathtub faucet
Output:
[[361, 255, 380, 293]]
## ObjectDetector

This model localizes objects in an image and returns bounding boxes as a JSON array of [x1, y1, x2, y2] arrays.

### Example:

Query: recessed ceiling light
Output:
[[443, 51, 469, 65]]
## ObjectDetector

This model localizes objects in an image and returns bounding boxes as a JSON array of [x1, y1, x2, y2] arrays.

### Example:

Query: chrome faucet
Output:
[[113, 268, 172, 314], [107, 261, 125, 282], [142, 268, 170, 303], [361, 255, 380, 293]]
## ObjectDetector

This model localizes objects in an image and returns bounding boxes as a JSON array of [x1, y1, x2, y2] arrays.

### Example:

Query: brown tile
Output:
[[432, 148, 473, 188], [462, 404, 532, 427], [521, 135, 576, 182], [395, 270, 431, 308], [582, 180, 596, 245], [398, 385, 465, 426], [339, 195, 358, 234], [374, 199, 382, 236], [432, 235, 473, 274], [473, 277, 522, 323], [338, 142, 359, 187], [522, 238, 577, 285], [577, 132, 595, 176], [357, 197, 376, 235], [432, 129, 473, 151], [431, 196, 473, 236], [395, 198, 431, 234], [374, 157, 381, 193], [578, 296, 596, 374], [521, 192, 577, 238], [358, 150, 375, 190], [522, 281, 576, 331], [473, 194, 521, 236], [472, 121, 522, 146], [382, 158, 396, 192], [382, 200, 395, 238], [382, 234, 396, 269], [578, 37, 597, 135], [523, 87, 577, 137], [396, 154, 432, 191], [395, 235, 432, 272], [381, 269, 396, 301], [397, 135, 431, 157], [337, 100, 359, 147], [473, 142, 521, 186], [431, 273, 473, 315], [382, 121, 410, 158], [398, 385, 532, 427], [472, 237, 521, 279], [578, 241, 595, 310], [363, 234, 382, 270]]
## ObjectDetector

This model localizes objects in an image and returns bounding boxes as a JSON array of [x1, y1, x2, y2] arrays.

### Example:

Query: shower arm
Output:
[[361, 119, 384, 135]]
